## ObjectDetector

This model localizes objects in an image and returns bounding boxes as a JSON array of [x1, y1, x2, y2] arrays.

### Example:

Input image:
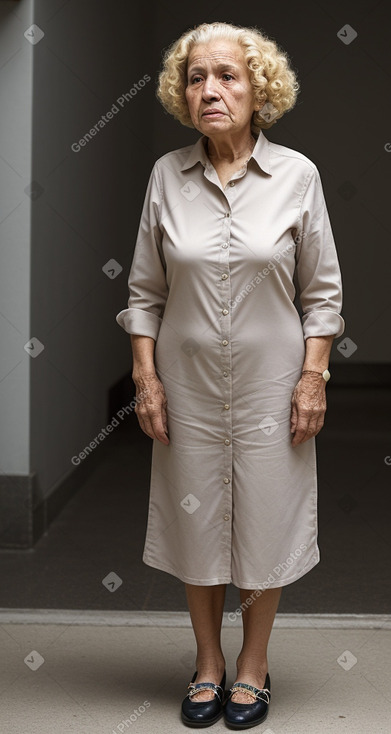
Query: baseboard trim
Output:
[[0, 437, 107, 549], [0, 609, 389, 629]]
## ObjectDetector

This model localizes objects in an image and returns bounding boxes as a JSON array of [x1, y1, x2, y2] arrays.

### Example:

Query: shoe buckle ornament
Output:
[[187, 681, 223, 702], [229, 682, 270, 704]]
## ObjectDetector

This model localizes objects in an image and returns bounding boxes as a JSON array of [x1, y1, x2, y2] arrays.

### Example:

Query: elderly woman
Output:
[[116, 21, 344, 730]]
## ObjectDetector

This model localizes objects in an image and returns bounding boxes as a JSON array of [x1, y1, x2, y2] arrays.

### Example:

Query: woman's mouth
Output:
[[202, 110, 225, 118]]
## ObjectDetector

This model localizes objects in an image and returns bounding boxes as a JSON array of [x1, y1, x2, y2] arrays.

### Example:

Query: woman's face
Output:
[[185, 39, 257, 138]]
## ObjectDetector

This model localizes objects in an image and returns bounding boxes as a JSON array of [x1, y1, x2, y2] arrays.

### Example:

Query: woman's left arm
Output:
[[290, 335, 334, 447], [291, 164, 345, 447]]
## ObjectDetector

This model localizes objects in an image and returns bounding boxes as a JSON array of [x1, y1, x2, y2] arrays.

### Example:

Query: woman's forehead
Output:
[[187, 41, 244, 67]]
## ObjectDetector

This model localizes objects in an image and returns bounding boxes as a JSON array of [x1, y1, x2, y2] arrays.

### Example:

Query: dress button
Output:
[[221, 273, 228, 280], [224, 438, 231, 445], [225, 212, 231, 217], [222, 339, 229, 346], [223, 371, 228, 377], [222, 242, 229, 248], [224, 404, 230, 410], [222, 309, 229, 315], [229, 181, 235, 187], [223, 478, 230, 485], [224, 514, 230, 521]]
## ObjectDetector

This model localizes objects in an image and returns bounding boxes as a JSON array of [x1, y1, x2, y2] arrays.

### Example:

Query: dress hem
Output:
[[142, 549, 320, 589]]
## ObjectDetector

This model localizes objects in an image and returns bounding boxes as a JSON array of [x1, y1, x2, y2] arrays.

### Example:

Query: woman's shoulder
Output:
[[267, 138, 319, 176], [152, 137, 205, 178], [153, 142, 196, 165]]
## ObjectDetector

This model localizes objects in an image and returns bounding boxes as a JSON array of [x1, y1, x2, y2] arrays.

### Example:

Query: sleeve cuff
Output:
[[302, 310, 345, 339], [115, 308, 162, 340]]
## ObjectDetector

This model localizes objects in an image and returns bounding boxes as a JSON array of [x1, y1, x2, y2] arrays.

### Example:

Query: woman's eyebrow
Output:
[[188, 62, 240, 75]]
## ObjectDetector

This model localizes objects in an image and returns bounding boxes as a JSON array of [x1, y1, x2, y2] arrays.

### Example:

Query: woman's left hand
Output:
[[290, 373, 327, 447]]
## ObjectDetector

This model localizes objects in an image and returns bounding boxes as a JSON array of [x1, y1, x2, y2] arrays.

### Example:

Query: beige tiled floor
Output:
[[1, 620, 391, 733]]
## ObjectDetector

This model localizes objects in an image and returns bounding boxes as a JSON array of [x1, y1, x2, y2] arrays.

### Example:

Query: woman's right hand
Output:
[[133, 372, 169, 445]]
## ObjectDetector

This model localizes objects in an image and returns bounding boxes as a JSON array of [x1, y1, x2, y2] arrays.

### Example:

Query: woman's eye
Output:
[[189, 73, 233, 84]]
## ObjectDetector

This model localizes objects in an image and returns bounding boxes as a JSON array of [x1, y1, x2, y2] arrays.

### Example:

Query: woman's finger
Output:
[[137, 403, 169, 444], [290, 398, 298, 434]]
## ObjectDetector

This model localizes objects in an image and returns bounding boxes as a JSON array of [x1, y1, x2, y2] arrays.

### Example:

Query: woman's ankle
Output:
[[235, 656, 268, 685], [195, 653, 225, 681]]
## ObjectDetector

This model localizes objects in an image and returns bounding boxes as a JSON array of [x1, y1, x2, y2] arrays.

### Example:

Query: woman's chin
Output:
[[199, 120, 231, 135]]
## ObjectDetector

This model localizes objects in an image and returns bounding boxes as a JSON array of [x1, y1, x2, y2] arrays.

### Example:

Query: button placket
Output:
[[219, 204, 233, 534]]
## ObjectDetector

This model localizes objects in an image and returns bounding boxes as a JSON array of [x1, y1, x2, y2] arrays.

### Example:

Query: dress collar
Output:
[[179, 130, 272, 175]]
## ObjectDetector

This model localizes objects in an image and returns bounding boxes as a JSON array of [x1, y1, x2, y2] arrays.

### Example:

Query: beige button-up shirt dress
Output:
[[116, 130, 345, 590]]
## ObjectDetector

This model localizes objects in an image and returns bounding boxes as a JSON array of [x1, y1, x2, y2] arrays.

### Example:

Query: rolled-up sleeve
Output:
[[115, 163, 168, 340], [294, 166, 345, 339]]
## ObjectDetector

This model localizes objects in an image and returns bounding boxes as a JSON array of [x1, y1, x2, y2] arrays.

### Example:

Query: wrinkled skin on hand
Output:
[[290, 373, 327, 447], [134, 372, 326, 448], [134, 373, 169, 444]]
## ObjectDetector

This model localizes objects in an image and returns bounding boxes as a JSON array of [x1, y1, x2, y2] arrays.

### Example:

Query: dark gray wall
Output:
[[29, 0, 152, 505]]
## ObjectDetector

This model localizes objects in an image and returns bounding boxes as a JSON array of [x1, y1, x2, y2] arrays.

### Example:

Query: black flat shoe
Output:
[[224, 673, 271, 730], [181, 670, 226, 728]]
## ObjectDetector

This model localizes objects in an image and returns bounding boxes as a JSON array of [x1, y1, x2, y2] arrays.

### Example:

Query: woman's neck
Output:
[[206, 133, 255, 164]]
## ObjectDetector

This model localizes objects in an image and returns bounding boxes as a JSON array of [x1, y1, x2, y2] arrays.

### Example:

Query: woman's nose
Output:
[[202, 76, 221, 100]]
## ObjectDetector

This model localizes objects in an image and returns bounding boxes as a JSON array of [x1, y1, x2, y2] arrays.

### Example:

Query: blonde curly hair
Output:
[[157, 22, 300, 133]]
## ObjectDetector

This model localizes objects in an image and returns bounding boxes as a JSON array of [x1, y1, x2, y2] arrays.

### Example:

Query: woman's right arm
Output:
[[116, 163, 169, 444], [131, 334, 169, 445]]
